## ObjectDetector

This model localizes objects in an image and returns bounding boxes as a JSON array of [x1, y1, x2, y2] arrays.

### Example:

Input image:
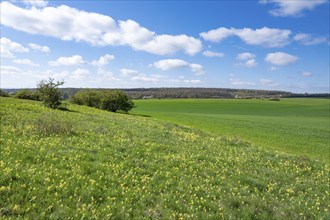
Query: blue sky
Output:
[[1, 0, 329, 93]]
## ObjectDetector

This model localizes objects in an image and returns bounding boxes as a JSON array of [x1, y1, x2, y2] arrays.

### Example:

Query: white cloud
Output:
[[236, 52, 255, 61], [229, 75, 256, 86], [200, 27, 291, 47], [0, 2, 202, 56], [265, 52, 298, 66], [13, 58, 39, 66], [120, 68, 139, 77], [200, 27, 236, 42], [235, 27, 291, 47], [293, 33, 327, 45], [71, 68, 89, 79], [131, 75, 160, 83], [260, 79, 279, 87], [1, 37, 29, 58], [23, 0, 48, 8], [189, 64, 205, 75], [28, 43, 50, 52], [96, 68, 119, 81], [48, 55, 86, 66], [244, 59, 257, 68], [236, 52, 257, 68], [1, 65, 22, 75], [202, 50, 224, 57], [302, 71, 312, 77], [151, 59, 189, 70], [151, 59, 205, 75], [92, 54, 115, 66], [137, 34, 202, 56], [119, 68, 160, 83], [260, 0, 327, 17], [183, 79, 201, 84]]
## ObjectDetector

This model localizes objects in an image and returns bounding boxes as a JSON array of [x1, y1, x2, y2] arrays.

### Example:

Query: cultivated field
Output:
[[133, 98, 330, 162], [0, 97, 329, 219]]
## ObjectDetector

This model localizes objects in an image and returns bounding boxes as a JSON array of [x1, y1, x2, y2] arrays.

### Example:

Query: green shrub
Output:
[[15, 89, 40, 100], [70, 89, 101, 108], [37, 78, 64, 109], [0, 89, 9, 97], [71, 89, 135, 113]]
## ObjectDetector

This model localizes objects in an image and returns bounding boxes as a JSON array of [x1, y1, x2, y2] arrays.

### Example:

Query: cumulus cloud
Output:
[[1, 65, 22, 75], [200, 27, 291, 47], [0, 2, 202, 56], [120, 68, 139, 77], [265, 52, 298, 66], [48, 55, 86, 66], [120, 68, 160, 83], [92, 54, 115, 66], [202, 50, 224, 57], [183, 79, 201, 84], [13, 58, 39, 66], [229, 75, 256, 86], [131, 75, 160, 83], [152, 59, 189, 71], [236, 52, 257, 68], [260, 0, 327, 17], [189, 64, 205, 75], [200, 27, 236, 43], [293, 33, 327, 45], [236, 52, 255, 61], [151, 59, 205, 75], [1, 37, 29, 58], [28, 43, 50, 52], [71, 68, 89, 79], [260, 79, 279, 87], [23, 0, 48, 8], [244, 59, 257, 68]]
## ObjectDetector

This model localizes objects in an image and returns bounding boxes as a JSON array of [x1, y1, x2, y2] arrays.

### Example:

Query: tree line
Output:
[[2, 85, 328, 103], [0, 79, 135, 113]]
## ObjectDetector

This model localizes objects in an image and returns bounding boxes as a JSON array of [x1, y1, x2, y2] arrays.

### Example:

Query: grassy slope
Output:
[[133, 98, 330, 162], [0, 97, 329, 219]]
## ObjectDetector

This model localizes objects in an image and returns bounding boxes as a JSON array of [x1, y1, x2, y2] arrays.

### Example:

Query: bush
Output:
[[70, 89, 101, 108], [0, 89, 9, 97], [15, 89, 40, 100], [37, 78, 64, 109], [71, 89, 135, 113]]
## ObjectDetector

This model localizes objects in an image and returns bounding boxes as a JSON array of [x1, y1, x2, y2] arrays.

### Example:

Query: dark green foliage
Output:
[[71, 89, 135, 113], [0, 89, 9, 97], [15, 89, 40, 101], [71, 89, 101, 107], [37, 78, 64, 109]]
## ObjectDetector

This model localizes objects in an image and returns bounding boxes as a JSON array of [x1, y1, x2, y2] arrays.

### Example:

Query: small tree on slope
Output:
[[37, 78, 64, 109]]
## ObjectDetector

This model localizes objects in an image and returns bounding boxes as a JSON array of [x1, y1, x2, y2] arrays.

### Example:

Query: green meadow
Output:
[[0, 97, 329, 219], [133, 98, 330, 162]]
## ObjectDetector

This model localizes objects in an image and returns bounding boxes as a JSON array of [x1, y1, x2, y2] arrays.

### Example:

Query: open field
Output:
[[133, 98, 330, 162], [0, 97, 329, 219]]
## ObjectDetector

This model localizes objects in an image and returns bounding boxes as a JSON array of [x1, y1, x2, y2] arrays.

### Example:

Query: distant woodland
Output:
[[3, 88, 329, 100]]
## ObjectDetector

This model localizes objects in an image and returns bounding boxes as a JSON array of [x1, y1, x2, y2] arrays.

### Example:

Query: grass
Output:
[[0, 97, 329, 219], [133, 98, 330, 162]]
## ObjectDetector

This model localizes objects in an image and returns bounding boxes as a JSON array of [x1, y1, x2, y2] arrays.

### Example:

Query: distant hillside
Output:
[[3, 87, 329, 99]]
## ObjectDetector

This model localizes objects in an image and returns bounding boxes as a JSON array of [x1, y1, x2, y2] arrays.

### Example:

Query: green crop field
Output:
[[133, 98, 330, 162], [0, 97, 329, 219]]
